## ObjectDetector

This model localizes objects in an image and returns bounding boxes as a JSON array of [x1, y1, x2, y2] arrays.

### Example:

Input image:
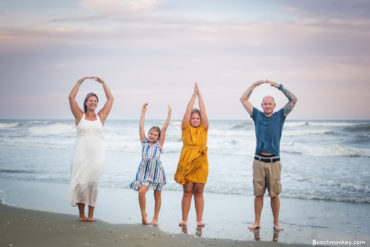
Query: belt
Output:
[[254, 156, 280, 163]]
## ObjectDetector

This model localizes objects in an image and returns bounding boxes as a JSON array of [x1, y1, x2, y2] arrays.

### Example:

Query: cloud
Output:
[[79, 0, 159, 15]]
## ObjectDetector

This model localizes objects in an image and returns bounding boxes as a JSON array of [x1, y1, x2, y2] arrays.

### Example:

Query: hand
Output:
[[193, 82, 199, 96], [266, 80, 279, 88], [142, 103, 148, 113], [77, 76, 92, 84], [167, 105, 172, 116], [94, 77, 105, 84]]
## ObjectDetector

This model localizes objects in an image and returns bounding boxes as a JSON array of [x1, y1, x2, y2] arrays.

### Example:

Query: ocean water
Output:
[[0, 119, 369, 204]]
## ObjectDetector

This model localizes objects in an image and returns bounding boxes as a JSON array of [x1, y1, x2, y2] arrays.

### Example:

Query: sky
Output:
[[0, 0, 369, 120]]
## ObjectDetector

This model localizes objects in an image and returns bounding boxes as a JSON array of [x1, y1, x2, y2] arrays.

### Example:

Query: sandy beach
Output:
[[0, 201, 311, 247], [1, 179, 369, 246]]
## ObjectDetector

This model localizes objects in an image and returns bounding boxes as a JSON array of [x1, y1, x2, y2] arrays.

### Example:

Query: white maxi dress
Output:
[[67, 114, 105, 207]]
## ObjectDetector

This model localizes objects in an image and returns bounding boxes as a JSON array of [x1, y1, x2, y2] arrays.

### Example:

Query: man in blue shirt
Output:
[[240, 80, 297, 231]]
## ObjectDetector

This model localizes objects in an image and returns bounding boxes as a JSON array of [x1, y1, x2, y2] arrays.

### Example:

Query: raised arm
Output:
[[69, 77, 91, 125], [139, 103, 148, 143], [182, 84, 197, 128], [159, 105, 172, 148], [197, 84, 209, 129], [95, 77, 114, 125], [240, 80, 265, 116], [266, 80, 297, 117]]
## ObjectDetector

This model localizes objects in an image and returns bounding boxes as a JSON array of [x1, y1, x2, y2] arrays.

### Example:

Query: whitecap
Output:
[[0, 123, 20, 129], [28, 123, 75, 136]]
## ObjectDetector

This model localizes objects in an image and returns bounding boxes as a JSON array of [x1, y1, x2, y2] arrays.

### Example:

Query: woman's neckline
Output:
[[84, 113, 98, 121]]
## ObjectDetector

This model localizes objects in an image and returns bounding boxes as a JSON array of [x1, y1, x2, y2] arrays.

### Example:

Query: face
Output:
[[190, 113, 201, 127], [85, 96, 98, 111], [148, 130, 159, 143], [261, 96, 276, 116]]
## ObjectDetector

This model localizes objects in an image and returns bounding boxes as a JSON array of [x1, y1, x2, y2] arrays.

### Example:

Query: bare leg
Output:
[[193, 183, 205, 227], [87, 206, 95, 222], [179, 182, 193, 226], [77, 203, 87, 222], [271, 196, 283, 231], [150, 190, 161, 226], [138, 185, 149, 225], [248, 196, 263, 229]]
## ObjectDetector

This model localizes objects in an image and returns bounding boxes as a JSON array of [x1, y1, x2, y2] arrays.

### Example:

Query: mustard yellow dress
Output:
[[174, 122, 209, 184]]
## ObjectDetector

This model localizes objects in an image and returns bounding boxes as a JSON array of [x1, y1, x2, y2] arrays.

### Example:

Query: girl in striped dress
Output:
[[130, 103, 171, 226]]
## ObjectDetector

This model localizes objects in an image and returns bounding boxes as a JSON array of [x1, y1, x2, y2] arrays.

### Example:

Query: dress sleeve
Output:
[[142, 138, 149, 145], [155, 141, 163, 153], [182, 122, 190, 131]]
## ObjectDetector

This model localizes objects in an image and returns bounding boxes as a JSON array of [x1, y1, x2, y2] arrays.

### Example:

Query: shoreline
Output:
[[0, 201, 310, 247], [1, 179, 369, 245]]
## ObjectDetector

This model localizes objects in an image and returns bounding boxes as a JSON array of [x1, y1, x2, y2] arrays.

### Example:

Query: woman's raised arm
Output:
[[197, 83, 208, 129], [69, 77, 91, 125], [182, 83, 197, 128], [96, 77, 114, 125]]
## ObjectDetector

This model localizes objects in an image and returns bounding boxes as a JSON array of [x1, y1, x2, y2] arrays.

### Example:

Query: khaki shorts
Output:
[[253, 159, 282, 197]]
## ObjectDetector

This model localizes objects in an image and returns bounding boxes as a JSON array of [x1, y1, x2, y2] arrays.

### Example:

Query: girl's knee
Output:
[[139, 188, 147, 197], [154, 191, 161, 199], [183, 190, 193, 198], [194, 191, 203, 198]]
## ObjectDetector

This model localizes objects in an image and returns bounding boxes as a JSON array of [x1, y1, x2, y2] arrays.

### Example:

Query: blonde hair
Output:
[[149, 126, 161, 138]]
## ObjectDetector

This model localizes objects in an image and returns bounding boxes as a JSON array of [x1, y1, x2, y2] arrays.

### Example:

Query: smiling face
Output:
[[190, 112, 201, 127], [85, 96, 98, 112], [261, 96, 276, 117], [148, 129, 160, 143]]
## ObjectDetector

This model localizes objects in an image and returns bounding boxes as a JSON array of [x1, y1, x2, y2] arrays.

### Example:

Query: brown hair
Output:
[[191, 108, 201, 117], [149, 126, 161, 138], [84, 92, 99, 113]]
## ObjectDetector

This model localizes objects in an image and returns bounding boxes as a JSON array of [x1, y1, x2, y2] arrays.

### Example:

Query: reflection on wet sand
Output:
[[180, 225, 203, 237], [251, 228, 281, 242]]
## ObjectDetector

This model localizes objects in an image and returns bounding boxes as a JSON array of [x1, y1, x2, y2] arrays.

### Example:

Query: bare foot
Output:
[[142, 213, 148, 225], [273, 224, 284, 231], [79, 217, 88, 222], [248, 223, 260, 230], [179, 220, 187, 227], [196, 221, 205, 227], [87, 218, 95, 222], [150, 219, 158, 226]]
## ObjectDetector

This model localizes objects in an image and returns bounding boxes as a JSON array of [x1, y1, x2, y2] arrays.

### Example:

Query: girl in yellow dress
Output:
[[174, 83, 209, 228]]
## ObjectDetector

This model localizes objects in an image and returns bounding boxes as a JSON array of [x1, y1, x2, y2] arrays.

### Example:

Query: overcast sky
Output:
[[1, 0, 369, 120]]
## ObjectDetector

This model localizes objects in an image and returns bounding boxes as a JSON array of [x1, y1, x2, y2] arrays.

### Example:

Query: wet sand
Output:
[[1, 179, 369, 245], [0, 201, 310, 247]]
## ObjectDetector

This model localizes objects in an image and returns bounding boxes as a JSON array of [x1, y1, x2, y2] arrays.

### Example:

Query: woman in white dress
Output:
[[67, 76, 114, 222]]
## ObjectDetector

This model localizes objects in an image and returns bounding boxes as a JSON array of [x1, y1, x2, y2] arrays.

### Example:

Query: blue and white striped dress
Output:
[[130, 138, 166, 191]]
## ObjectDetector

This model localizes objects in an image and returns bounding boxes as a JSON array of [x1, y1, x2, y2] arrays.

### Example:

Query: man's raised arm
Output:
[[240, 80, 265, 116], [266, 80, 297, 117]]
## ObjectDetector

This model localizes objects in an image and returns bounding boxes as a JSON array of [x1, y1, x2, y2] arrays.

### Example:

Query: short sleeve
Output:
[[251, 107, 259, 121], [278, 108, 286, 120], [200, 122, 208, 132], [155, 141, 163, 153], [142, 138, 149, 145]]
